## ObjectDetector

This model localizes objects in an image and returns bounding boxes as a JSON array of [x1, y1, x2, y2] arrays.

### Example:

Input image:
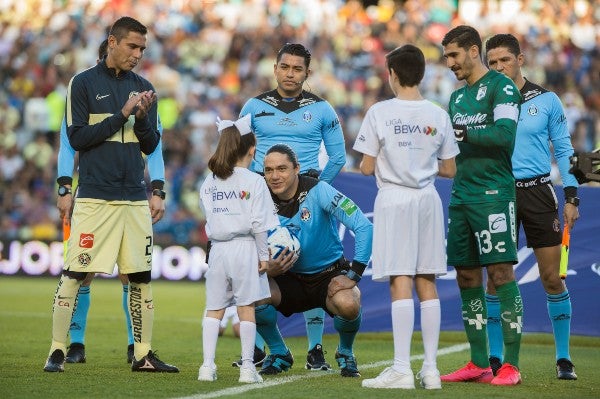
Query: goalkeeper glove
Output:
[[453, 124, 468, 142]]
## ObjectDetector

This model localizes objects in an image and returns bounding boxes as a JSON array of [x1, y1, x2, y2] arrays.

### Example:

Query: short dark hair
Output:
[[276, 43, 311, 69], [98, 39, 108, 60], [442, 25, 482, 55], [386, 45, 425, 87], [109, 16, 147, 42], [265, 144, 299, 168], [485, 33, 521, 57]]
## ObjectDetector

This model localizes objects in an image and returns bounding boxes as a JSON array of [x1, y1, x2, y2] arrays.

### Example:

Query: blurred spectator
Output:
[[0, 0, 598, 244]]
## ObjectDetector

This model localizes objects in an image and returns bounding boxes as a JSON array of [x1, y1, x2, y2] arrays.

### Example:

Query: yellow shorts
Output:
[[65, 199, 153, 275]]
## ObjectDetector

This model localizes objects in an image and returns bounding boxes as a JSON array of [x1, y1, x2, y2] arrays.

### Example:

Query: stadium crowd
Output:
[[0, 0, 598, 246]]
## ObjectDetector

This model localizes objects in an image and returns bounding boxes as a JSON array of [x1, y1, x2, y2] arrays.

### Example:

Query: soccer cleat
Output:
[[362, 367, 414, 389], [489, 356, 502, 376], [239, 365, 264, 383], [259, 351, 294, 375], [232, 346, 267, 368], [417, 369, 442, 389], [335, 350, 360, 377], [131, 350, 179, 373], [127, 344, 134, 364], [490, 363, 521, 385], [556, 358, 577, 380], [43, 349, 65, 372], [441, 361, 493, 383], [305, 344, 331, 371], [198, 364, 217, 381], [65, 343, 86, 363]]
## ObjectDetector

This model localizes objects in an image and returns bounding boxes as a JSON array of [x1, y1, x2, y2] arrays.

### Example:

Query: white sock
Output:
[[202, 317, 220, 367], [239, 320, 257, 368], [391, 299, 414, 374], [420, 299, 441, 371]]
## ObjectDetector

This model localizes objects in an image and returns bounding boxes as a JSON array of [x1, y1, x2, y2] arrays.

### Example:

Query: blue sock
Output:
[[303, 308, 325, 351], [333, 308, 361, 356], [485, 293, 503, 361], [547, 290, 572, 360], [70, 285, 91, 344], [255, 333, 266, 351], [122, 284, 134, 345], [255, 304, 288, 355]]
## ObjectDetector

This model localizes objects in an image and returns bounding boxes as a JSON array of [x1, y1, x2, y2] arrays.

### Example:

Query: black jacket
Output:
[[66, 59, 160, 201]]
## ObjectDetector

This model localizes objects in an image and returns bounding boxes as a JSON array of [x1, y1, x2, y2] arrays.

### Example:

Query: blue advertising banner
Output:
[[279, 172, 600, 337]]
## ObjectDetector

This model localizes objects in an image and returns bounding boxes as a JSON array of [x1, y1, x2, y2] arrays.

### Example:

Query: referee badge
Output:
[[300, 207, 311, 221], [528, 104, 538, 116], [303, 111, 312, 123]]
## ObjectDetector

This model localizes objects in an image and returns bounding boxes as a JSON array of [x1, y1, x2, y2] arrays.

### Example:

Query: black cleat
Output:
[[335, 350, 360, 377], [489, 356, 502, 376], [44, 349, 65, 372], [556, 358, 577, 380], [131, 350, 179, 373], [305, 344, 331, 370], [232, 346, 267, 368], [259, 351, 294, 375], [65, 343, 86, 364], [127, 344, 134, 364]]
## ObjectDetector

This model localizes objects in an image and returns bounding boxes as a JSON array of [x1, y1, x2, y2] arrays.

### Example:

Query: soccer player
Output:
[[485, 33, 579, 380], [254, 144, 372, 378], [197, 115, 279, 384], [354, 44, 459, 390], [440, 25, 523, 386], [56, 39, 167, 365], [44, 16, 177, 373], [239, 43, 347, 370]]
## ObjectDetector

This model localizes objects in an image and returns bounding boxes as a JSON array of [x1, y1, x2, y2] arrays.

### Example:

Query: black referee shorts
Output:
[[273, 257, 350, 317], [516, 175, 562, 248]]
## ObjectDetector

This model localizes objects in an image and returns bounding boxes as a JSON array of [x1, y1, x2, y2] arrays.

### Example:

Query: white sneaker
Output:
[[417, 369, 442, 389], [239, 365, 264, 383], [198, 364, 217, 381], [362, 367, 415, 389]]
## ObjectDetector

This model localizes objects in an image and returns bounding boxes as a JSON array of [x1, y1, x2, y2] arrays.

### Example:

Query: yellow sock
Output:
[[129, 282, 154, 360], [50, 275, 81, 355]]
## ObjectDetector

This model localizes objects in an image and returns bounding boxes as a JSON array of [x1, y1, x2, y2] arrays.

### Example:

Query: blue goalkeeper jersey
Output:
[[272, 176, 372, 274], [513, 79, 578, 188], [240, 89, 346, 183], [57, 116, 165, 184]]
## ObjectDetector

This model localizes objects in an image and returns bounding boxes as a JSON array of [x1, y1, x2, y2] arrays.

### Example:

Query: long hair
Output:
[[208, 127, 256, 179]]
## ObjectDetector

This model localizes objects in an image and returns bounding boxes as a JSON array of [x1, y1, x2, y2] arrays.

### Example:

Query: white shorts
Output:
[[204, 238, 270, 310], [371, 184, 447, 281]]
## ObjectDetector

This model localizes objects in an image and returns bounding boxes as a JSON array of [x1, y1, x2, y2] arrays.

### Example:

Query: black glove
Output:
[[453, 124, 468, 142]]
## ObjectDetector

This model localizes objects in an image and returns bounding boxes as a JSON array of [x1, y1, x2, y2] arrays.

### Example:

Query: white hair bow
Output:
[[216, 114, 252, 135]]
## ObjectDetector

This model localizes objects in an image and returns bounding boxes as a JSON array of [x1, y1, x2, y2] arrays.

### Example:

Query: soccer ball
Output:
[[267, 225, 301, 259]]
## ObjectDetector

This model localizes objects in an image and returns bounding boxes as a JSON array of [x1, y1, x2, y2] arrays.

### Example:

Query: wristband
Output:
[[565, 197, 579, 206], [344, 270, 361, 283], [152, 189, 166, 200]]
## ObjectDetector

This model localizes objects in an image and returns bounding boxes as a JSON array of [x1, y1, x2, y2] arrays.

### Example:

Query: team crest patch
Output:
[[528, 104, 538, 116], [78, 253, 91, 267], [300, 207, 311, 221], [303, 111, 312, 122], [476, 86, 487, 101], [128, 91, 139, 99]]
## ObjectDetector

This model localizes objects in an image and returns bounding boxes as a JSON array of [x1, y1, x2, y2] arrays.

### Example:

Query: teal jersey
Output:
[[448, 70, 521, 204]]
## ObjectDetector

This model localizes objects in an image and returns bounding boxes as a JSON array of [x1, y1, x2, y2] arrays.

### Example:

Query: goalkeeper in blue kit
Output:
[[239, 43, 347, 370], [254, 144, 372, 377]]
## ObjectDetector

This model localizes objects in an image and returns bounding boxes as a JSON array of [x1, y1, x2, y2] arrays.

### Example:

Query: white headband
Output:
[[216, 114, 252, 136]]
